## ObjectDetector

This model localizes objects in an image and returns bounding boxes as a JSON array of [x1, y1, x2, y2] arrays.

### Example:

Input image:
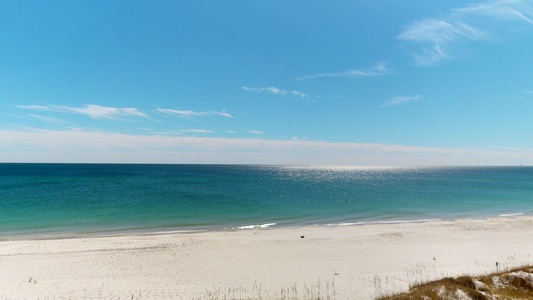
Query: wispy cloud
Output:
[[17, 105, 53, 111], [382, 95, 422, 107], [398, 19, 488, 65], [224, 130, 262, 135], [210, 111, 234, 118], [296, 63, 389, 80], [180, 129, 213, 134], [398, 0, 533, 65], [148, 129, 214, 135], [242, 86, 307, 98], [155, 108, 234, 119], [455, 0, 533, 24], [27, 114, 67, 124], [17, 104, 148, 120], [61, 105, 148, 119]]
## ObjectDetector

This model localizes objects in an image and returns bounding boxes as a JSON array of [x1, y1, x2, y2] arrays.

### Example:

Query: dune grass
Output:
[[196, 279, 337, 300], [377, 265, 533, 300]]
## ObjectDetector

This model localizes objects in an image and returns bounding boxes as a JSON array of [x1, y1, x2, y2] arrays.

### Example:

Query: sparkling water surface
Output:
[[1, 164, 532, 237]]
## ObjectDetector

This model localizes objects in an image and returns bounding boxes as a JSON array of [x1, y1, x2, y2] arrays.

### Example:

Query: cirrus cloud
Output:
[[242, 86, 307, 98], [398, 0, 533, 65], [296, 63, 390, 81], [154, 108, 234, 119], [382, 95, 422, 107], [17, 104, 148, 120]]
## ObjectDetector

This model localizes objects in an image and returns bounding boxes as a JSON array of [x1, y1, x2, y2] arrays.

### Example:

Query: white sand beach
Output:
[[1, 218, 533, 299]]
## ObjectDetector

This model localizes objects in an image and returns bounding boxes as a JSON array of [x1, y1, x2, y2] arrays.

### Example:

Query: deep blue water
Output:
[[1, 164, 532, 237]]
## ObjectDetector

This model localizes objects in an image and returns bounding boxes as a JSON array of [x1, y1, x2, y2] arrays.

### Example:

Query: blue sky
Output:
[[2, 0, 533, 165]]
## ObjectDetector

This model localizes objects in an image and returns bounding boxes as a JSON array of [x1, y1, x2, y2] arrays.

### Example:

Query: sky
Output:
[[1, 0, 533, 166]]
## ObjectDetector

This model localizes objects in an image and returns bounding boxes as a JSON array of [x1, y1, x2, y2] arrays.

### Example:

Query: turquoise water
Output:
[[1, 164, 532, 237]]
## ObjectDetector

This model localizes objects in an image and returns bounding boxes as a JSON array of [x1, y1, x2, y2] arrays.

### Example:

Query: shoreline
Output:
[[1, 213, 530, 242], [1, 218, 533, 299]]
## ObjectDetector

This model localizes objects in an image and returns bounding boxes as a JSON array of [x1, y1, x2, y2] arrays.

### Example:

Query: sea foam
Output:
[[237, 223, 277, 229], [498, 212, 524, 217], [329, 218, 443, 227]]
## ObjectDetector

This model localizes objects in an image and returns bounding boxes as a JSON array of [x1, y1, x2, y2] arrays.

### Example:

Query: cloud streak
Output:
[[398, 19, 489, 65], [179, 129, 214, 134], [296, 63, 389, 80], [242, 86, 307, 98], [154, 108, 234, 119], [456, 0, 533, 24], [17, 104, 148, 120], [17, 104, 235, 121], [398, 0, 533, 65], [382, 95, 422, 107], [27, 114, 67, 124]]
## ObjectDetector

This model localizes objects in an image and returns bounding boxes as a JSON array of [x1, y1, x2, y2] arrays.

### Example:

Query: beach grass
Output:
[[196, 279, 337, 300], [377, 265, 533, 300]]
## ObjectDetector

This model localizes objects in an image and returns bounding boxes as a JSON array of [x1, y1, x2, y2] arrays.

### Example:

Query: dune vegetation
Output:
[[378, 265, 533, 300]]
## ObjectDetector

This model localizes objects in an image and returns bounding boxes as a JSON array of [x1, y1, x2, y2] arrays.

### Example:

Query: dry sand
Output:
[[1, 217, 533, 299]]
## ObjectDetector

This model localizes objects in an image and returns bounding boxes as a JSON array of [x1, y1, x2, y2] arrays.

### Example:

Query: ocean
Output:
[[1, 164, 532, 238]]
